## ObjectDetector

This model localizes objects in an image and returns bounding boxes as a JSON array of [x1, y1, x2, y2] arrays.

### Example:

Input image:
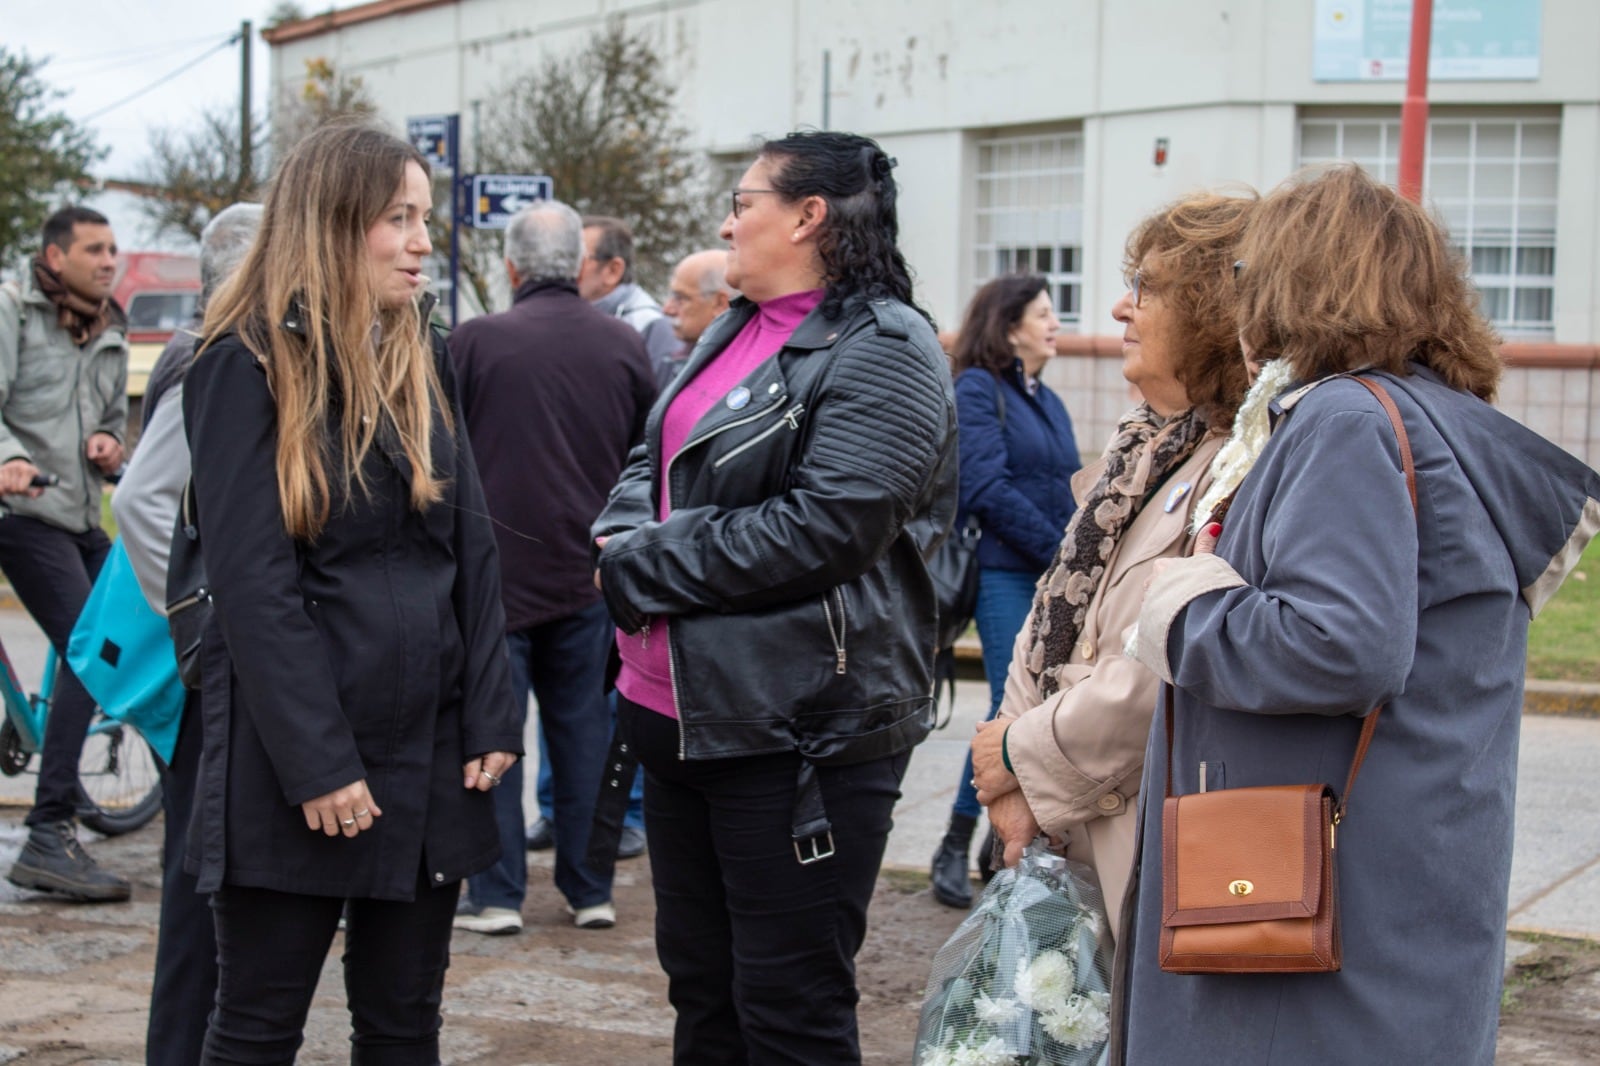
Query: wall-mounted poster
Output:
[[1313, 0, 1542, 81]]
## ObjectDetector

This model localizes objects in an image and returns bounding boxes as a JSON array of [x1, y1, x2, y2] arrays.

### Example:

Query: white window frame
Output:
[[972, 130, 1085, 329], [1298, 112, 1559, 338]]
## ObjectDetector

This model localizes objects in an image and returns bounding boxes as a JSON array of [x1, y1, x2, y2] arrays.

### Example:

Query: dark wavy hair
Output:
[[759, 130, 927, 322], [950, 274, 1048, 377]]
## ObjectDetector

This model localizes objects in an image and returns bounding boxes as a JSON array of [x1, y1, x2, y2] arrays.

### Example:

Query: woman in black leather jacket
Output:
[[593, 130, 957, 1065]]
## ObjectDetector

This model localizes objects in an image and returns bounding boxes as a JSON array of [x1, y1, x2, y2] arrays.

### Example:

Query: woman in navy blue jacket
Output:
[[930, 273, 1081, 907]]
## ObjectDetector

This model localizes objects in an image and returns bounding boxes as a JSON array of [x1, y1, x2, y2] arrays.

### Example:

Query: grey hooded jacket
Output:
[[1120, 367, 1600, 1065]]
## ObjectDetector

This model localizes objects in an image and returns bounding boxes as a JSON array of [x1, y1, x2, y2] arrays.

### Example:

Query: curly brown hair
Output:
[[1235, 164, 1502, 401], [1123, 190, 1258, 425]]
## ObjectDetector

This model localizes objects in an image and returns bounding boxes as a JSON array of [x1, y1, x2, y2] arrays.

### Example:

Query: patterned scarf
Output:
[[1026, 403, 1212, 698], [32, 257, 122, 347]]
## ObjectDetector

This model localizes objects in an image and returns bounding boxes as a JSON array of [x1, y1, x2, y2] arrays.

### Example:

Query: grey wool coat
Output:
[[1120, 367, 1600, 1065]]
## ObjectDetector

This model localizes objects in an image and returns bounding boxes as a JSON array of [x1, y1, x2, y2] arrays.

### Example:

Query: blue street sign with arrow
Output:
[[465, 174, 555, 229], [406, 115, 454, 169]]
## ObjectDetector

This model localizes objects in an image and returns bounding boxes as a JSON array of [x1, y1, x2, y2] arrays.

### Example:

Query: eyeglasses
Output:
[[1233, 259, 1246, 278], [729, 188, 779, 219], [1132, 269, 1148, 308]]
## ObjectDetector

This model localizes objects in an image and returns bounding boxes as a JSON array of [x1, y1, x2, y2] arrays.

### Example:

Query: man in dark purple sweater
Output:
[[447, 199, 654, 934]]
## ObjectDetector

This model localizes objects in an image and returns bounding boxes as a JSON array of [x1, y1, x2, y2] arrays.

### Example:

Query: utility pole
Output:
[[239, 20, 253, 186]]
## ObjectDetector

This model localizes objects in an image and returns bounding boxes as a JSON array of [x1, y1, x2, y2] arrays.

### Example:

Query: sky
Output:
[[12, 1, 284, 248]]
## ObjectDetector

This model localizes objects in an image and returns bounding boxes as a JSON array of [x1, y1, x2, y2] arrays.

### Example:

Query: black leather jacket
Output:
[[594, 294, 958, 768]]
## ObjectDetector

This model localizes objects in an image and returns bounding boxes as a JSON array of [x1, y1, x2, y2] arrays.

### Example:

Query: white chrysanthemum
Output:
[[1041, 992, 1112, 1050], [1014, 950, 1075, 1011], [952, 1036, 1016, 1066], [973, 991, 1023, 1025]]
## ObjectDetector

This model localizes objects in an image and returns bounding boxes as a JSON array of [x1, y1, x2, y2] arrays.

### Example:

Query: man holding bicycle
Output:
[[0, 206, 131, 902]]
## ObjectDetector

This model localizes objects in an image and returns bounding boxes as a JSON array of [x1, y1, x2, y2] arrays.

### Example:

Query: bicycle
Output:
[[0, 632, 163, 836], [0, 473, 162, 836]]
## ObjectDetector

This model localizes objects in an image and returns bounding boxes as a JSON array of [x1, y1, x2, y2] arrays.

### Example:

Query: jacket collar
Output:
[[279, 291, 439, 338], [513, 277, 579, 303]]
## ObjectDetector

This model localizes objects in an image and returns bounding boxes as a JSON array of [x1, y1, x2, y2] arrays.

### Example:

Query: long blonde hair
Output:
[[200, 122, 450, 541]]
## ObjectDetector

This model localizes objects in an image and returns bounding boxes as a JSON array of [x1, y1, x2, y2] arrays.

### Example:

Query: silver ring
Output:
[[481, 770, 499, 785], [353, 809, 371, 818], [341, 817, 356, 826]]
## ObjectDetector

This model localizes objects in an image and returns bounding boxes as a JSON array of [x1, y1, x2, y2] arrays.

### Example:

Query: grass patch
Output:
[[1500, 933, 1600, 1014], [1527, 538, 1599, 683], [881, 867, 935, 895]]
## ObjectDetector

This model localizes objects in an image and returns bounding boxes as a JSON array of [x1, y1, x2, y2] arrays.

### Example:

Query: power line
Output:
[[43, 33, 232, 70], [80, 35, 238, 123]]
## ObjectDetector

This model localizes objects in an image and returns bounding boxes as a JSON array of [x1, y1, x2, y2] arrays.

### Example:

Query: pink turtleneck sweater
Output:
[[615, 288, 824, 719]]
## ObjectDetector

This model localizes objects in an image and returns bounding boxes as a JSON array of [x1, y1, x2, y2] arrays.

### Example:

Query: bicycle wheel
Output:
[[76, 715, 163, 836]]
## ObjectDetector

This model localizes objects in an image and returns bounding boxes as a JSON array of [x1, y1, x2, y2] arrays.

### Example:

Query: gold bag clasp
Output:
[[1228, 879, 1254, 897]]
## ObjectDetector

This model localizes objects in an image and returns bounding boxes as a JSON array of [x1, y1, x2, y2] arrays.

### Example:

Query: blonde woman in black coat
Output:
[[184, 123, 521, 1063]]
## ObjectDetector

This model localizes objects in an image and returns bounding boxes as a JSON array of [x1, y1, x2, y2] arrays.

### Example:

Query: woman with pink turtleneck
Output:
[[592, 130, 956, 1065]]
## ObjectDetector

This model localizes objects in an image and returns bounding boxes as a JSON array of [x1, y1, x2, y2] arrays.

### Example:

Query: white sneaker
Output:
[[569, 901, 616, 930], [453, 904, 523, 936]]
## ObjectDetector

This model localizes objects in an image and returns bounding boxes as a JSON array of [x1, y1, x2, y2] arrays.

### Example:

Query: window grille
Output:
[[1299, 115, 1559, 338], [972, 131, 1085, 328]]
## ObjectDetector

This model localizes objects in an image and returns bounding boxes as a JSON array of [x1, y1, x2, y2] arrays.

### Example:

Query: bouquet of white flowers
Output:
[[914, 839, 1113, 1066]]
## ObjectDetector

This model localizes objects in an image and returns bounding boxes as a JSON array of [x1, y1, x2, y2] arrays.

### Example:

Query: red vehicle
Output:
[[113, 251, 200, 405]]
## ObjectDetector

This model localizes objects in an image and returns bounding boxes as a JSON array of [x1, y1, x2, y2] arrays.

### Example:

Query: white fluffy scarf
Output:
[[1191, 357, 1298, 533]]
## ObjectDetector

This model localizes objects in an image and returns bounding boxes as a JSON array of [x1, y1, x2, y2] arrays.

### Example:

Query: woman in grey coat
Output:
[[1122, 165, 1600, 1064]]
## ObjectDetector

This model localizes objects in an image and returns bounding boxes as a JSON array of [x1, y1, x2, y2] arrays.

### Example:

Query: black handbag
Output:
[[164, 477, 211, 690], [929, 514, 982, 653]]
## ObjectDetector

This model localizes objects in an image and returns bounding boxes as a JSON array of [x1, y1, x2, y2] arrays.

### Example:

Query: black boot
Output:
[[929, 812, 977, 908], [6, 821, 131, 902]]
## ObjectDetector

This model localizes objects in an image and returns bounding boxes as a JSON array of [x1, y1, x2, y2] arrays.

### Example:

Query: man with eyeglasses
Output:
[[657, 249, 733, 390], [577, 216, 678, 384]]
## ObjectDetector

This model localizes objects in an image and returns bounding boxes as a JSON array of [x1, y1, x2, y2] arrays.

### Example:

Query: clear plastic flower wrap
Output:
[[914, 838, 1113, 1066]]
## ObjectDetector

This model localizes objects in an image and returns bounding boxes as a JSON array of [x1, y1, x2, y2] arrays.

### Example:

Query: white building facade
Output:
[[266, 0, 1600, 460]]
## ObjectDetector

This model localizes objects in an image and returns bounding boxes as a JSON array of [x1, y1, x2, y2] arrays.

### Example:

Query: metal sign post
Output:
[[406, 113, 461, 326]]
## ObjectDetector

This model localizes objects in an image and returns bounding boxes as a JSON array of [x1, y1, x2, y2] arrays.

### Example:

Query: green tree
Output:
[[0, 49, 103, 266], [465, 17, 718, 306], [136, 105, 265, 243]]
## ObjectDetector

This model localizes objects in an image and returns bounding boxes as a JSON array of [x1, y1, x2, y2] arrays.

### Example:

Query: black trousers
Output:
[[146, 694, 216, 1066], [620, 695, 909, 1066], [202, 867, 460, 1065], [0, 515, 110, 825]]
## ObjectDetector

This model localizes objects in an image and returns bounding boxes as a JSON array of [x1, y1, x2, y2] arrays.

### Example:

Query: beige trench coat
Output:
[[997, 434, 1222, 940]]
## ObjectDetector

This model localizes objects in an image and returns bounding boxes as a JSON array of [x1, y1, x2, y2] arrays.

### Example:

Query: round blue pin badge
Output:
[[726, 386, 752, 410]]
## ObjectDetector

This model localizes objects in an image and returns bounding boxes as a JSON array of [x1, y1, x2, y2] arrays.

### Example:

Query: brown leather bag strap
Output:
[[1163, 374, 1418, 825]]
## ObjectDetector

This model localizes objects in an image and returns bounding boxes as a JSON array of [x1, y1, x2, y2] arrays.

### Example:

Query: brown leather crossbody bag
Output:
[[1158, 376, 1416, 975]]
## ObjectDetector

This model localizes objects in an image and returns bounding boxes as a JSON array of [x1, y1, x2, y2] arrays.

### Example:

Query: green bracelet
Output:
[[1001, 725, 1015, 774]]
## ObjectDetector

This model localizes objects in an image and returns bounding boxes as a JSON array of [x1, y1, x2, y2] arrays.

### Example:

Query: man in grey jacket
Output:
[[579, 215, 678, 381], [0, 206, 130, 902]]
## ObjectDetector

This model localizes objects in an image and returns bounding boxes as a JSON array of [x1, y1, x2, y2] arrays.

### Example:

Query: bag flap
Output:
[[1162, 784, 1329, 928]]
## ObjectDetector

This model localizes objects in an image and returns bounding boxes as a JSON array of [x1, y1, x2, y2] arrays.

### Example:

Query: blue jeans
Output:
[[467, 601, 614, 911], [951, 567, 1039, 819], [536, 696, 645, 830]]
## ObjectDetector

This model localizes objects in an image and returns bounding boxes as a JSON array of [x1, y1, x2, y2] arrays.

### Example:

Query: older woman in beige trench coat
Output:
[[970, 190, 1255, 940]]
